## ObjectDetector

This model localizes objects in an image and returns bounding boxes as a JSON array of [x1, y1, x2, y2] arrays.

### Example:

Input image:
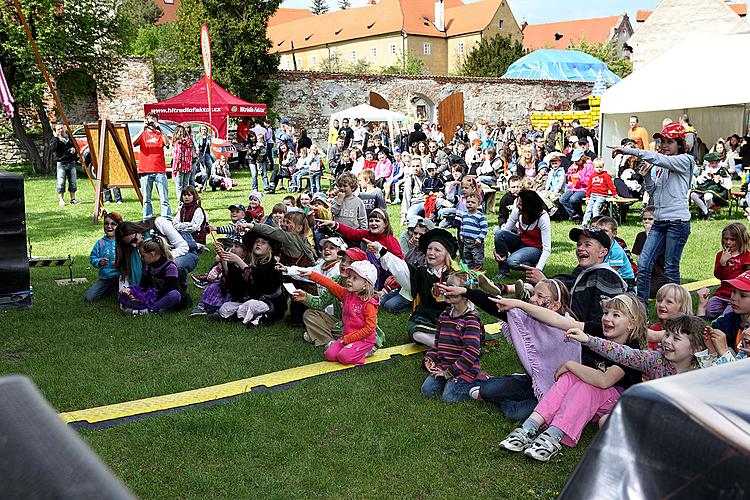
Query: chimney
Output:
[[520, 19, 528, 32], [434, 0, 445, 32]]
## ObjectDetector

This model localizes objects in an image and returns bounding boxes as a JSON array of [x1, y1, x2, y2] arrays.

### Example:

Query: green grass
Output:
[[0, 164, 736, 498]]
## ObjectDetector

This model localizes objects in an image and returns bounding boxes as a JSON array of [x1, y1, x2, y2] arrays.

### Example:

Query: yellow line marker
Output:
[[682, 278, 720, 293], [60, 343, 426, 425]]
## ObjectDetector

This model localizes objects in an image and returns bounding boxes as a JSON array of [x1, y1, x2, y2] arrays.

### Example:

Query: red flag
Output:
[[200, 24, 212, 126], [0, 60, 14, 118]]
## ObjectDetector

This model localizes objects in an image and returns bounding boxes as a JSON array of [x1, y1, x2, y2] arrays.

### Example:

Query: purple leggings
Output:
[[119, 290, 182, 312]]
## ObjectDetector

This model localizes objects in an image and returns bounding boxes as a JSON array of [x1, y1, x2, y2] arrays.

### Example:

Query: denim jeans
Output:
[[462, 239, 485, 270], [83, 277, 118, 302], [474, 374, 538, 421], [309, 171, 322, 193], [381, 290, 411, 313], [494, 230, 542, 275], [174, 170, 191, 203], [636, 220, 691, 306], [421, 375, 472, 403], [250, 161, 269, 191], [104, 188, 122, 203], [179, 231, 198, 253], [582, 194, 606, 226], [140, 173, 172, 220], [291, 168, 309, 190], [56, 161, 77, 193], [559, 189, 585, 219], [174, 251, 199, 289]]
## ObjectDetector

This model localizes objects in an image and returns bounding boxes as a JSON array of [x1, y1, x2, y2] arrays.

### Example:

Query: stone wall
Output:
[[0, 134, 44, 167], [97, 57, 158, 121]]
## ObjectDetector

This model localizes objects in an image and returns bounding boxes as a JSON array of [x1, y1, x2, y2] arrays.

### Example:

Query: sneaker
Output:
[[59, 199, 66, 207], [499, 427, 535, 452], [303, 331, 313, 343], [121, 307, 134, 315], [189, 304, 207, 317], [116, 200, 123, 204], [196, 244, 208, 254], [70, 199, 81, 205], [132, 308, 150, 316], [494, 272, 510, 283], [469, 386, 482, 400], [366, 345, 377, 357], [523, 430, 563, 462], [514, 279, 530, 301]]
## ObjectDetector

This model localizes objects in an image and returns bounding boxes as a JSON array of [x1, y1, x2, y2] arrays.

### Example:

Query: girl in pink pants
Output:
[[300, 260, 379, 366], [498, 294, 647, 462]]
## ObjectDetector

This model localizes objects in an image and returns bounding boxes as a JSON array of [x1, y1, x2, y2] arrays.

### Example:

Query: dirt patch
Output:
[[1, 351, 29, 363]]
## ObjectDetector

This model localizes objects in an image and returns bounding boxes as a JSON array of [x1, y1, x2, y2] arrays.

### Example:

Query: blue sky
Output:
[[279, 0, 663, 24]]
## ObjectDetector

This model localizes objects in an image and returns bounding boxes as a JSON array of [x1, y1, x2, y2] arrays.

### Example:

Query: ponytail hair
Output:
[[284, 211, 310, 237], [138, 235, 173, 262]]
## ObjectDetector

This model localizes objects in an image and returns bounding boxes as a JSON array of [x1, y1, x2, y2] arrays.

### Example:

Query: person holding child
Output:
[[84, 212, 123, 302]]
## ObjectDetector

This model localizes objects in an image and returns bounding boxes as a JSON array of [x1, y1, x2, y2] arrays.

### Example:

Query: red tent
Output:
[[143, 76, 266, 139]]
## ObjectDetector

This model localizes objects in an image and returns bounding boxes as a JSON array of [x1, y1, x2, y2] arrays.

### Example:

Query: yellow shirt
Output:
[[628, 126, 650, 150]]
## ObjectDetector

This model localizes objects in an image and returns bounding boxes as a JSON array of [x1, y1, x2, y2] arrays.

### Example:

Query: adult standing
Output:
[[263, 118, 275, 168], [627, 115, 650, 150], [50, 123, 80, 206], [134, 112, 172, 220], [408, 123, 427, 151], [610, 122, 694, 306], [338, 118, 354, 150], [327, 137, 345, 176]]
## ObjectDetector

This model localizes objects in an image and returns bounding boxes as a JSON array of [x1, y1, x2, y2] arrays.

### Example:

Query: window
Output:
[[389, 44, 397, 55], [350, 50, 357, 62], [311, 55, 317, 66], [498, 19, 503, 28], [423, 42, 431, 55], [458, 42, 464, 54], [329, 52, 337, 62], [371, 47, 377, 58]]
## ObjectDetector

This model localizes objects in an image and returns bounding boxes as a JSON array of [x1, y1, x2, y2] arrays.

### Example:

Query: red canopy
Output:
[[143, 76, 266, 139]]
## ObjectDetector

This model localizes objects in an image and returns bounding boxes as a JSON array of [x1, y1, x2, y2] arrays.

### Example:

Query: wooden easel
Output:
[[84, 120, 143, 224]]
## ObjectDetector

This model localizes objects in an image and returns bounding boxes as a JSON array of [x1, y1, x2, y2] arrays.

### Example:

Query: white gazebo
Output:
[[329, 104, 407, 148], [599, 33, 750, 168]]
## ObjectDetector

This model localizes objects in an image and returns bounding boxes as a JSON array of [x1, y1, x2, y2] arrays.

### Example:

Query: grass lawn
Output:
[[1, 164, 737, 498]]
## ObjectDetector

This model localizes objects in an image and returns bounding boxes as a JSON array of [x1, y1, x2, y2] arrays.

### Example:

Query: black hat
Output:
[[419, 228, 458, 259], [228, 204, 246, 213], [218, 234, 247, 249], [569, 227, 611, 252], [241, 231, 274, 252]]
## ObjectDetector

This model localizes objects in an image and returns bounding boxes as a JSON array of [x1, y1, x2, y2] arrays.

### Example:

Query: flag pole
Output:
[[11, 0, 95, 190]]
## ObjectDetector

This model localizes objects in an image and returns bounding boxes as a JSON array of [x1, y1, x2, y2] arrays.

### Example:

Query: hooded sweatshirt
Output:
[[623, 148, 694, 221]]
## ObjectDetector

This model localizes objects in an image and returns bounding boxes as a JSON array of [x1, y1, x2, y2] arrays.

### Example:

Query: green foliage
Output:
[[569, 37, 632, 79], [315, 52, 343, 72], [380, 50, 426, 76], [174, 0, 281, 104], [132, 23, 181, 66], [119, 0, 164, 52], [459, 34, 524, 77], [310, 0, 329, 15], [338, 0, 351, 9]]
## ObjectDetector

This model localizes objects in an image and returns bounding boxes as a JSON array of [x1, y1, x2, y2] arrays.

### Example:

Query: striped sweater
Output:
[[425, 304, 484, 382], [459, 211, 488, 241]]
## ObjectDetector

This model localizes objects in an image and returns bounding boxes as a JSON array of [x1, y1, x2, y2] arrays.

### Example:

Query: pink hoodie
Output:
[[374, 158, 393, 180]]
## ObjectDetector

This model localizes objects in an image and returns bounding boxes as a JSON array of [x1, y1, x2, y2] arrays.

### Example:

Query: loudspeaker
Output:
[[0, 170, 30, 309], [0, 376, 135, 499]]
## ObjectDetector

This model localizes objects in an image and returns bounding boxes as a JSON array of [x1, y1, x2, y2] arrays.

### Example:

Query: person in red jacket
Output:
[[582, 159, 616, 226], [134, 112, 172, 220]]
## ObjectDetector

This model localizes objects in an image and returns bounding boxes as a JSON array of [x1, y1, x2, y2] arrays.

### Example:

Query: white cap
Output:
[[348, 260, 377, 286], [320, 236, 347, 251]]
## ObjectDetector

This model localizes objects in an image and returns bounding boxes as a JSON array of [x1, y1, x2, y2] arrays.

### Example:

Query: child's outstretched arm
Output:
[[555, 360, 625, 390], [569, 330, 666, 379], [365, 239, 412, 295], [492, 297, 583, 331], [306, 270, 346, 302]]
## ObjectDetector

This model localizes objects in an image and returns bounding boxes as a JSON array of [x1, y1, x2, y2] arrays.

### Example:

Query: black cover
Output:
[[0, 376, 135, 499], [0, 170, 30, 308], [560, 360, 750, 499]]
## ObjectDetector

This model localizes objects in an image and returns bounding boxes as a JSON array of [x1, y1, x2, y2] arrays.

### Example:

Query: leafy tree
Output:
[[569, 37, 632, 79], [174, 0, 281, 105], [315, 52, 343, 72], [311, 0, 329, 15], [459, 34, 524, 77], [119, 0, 164, 52], [346, 58, 372, 74], [380, 50, 425, 75], [132, 23, 180, 66], [0, 0, 125, 173], [338, 0, 350, 9]]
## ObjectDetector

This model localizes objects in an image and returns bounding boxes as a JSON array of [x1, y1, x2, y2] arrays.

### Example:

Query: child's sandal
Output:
[[523, 431, 562, 462], [498, 427, 534, 452]]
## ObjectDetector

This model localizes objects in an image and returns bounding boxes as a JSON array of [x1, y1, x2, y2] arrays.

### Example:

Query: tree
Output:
[[119, 0, 164, 52], [569, 38, 632, 79], [0, 0, 125, 173], [459, 34, 524, 77], [380, 50, 426, 75], [174, 0, 281, 105], [311, 0, 329, 15], [338, 0, 350, 9]]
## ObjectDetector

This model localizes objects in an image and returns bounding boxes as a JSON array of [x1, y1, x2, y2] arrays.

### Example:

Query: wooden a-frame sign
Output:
[[84, 120, 143, 224]]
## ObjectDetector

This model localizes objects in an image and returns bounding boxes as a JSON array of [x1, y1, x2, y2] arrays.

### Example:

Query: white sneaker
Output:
[[132, 308, 150, 316], [469, 386, 481, 400], [499, 427, 535, 452], [523, 431, 562, 462], [303, 331, 313, 343]]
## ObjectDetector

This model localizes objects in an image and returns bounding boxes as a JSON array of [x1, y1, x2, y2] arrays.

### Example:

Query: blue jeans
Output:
[[104, 188, 122, 203], [559, 190, 585, 219], [582, 194, 606, 226], [494, 230, 542, 275], [421, 375, 472, 403], [309, 171, 322, 193], [636, 220, 691, 306], [179, 231, 198, 253], [291, 168, 309, 190], [56, 161, 77, 193], [174, 171, 191, 203], [438, 207, 457, 228], [174, 251, 199, 290], [83, 277, 118, 302], [474, 374, 537, 421], [250, 161, 269, 191], [381, 290, 411, 313], [140, 173, 172, 221]]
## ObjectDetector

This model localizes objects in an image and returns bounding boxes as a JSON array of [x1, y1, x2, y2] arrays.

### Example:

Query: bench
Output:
[[604, 196, 639, 225], [728, 190, 744, 217]]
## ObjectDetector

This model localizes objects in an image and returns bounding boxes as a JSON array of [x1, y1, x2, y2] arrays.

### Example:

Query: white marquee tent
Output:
[[599, 33, 750, 167], [329, 104, 406, 148]]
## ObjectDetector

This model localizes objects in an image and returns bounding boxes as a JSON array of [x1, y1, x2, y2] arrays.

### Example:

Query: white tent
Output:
[[329, 104, 406, 149], [599, 33, 750, 167]]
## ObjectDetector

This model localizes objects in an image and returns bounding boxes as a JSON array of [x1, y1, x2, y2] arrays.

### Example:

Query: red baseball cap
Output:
[[653, 122, 686, 140], [338, 247, 367, 261], [725, 271, 750, 292]]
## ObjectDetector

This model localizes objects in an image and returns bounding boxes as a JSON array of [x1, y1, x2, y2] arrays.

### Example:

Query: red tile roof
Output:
[[268, 0, 505, 53], [636, 3, 746, 22], [522, 15, 623, 51], [269, 8, 313, 27], [155, 0, 179, 24]]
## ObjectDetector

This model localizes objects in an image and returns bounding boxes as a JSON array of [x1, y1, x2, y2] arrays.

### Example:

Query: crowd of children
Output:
[[83, 117, 750, 464]]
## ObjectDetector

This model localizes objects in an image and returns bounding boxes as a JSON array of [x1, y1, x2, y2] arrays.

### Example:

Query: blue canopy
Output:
[[502, 49, 620, 84]]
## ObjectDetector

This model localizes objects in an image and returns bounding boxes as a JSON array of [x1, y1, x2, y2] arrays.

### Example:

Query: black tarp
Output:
[[560, 359, 750, 499]]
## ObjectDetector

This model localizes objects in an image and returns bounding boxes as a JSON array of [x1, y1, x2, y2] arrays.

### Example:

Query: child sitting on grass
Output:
[[421, 272, 484, 403], [84, 211, 122, 302], [189, 235, 249, 317], [593, 216, 635, 291], [210, 204, 247, 238], [172, 186, 208, 253], [702, 222, 750, 320], [646, 284, 693, 349], [357, 169, 387, 217], [119, 236, 191, 315], [246, 191, 265, 223], [298, 260, 380, 365], [264, 203, 287, 227]]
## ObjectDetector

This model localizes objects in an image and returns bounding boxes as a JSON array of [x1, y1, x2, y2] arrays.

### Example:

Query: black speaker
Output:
[[0, 170, 30, 309], [0, 376, 135, 499]]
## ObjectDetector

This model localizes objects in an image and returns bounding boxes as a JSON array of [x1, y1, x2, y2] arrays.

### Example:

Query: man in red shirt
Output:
[[134, 112, 172, 220]]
